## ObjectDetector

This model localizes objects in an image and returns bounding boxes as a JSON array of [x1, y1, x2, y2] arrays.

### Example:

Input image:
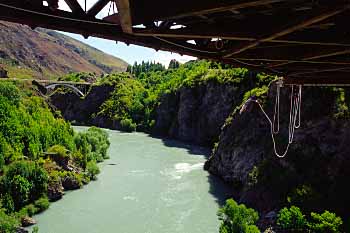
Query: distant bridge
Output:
[[0, 1, 350, 84], [0, 78, 91, 97]]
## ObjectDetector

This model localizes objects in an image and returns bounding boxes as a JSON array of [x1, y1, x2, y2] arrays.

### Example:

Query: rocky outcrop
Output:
[[205, 84, 350, 216], [21, 216, 36, 227], [16, 227, 29, 233], [0, 65, 7, 78], [153, 81, 252, 146], [62, 175, 82, 190], [48, 181, 64, 201], [51, 84, 114, 126]]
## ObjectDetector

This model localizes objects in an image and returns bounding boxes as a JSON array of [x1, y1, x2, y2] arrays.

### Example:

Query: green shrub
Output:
[[277, 206, 307, 232], [309, 211, 342, 233], [47, 145, 70, 160], [86, 161, 100, 180], [120, 118, 136, 132], [1, 161, 48, 210], [218, 199, 259, 233], [25, 204, 37, 217], [0, 209, 19, 233], [0, 82, 21, 105], [34, 197, 50, 213]]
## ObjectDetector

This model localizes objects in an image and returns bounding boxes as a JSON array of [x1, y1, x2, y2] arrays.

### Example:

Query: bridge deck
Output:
[[0, 0, 350, 84]]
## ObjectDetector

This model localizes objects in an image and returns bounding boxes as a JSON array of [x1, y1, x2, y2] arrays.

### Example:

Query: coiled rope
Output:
[[241, 82, 302, 158]]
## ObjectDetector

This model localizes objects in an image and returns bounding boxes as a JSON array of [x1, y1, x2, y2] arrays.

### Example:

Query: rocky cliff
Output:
[[51, 79, 255, 146], [205, 84, 350, 217], [153, 81, 252, 146], [50, 84, 115, 126]]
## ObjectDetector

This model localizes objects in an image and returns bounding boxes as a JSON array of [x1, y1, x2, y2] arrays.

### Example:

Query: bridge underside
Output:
[[1, 0, 350, 84]]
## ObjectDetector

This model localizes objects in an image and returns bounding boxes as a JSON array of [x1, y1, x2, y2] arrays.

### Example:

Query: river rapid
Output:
[[29, 126, 232, 233]]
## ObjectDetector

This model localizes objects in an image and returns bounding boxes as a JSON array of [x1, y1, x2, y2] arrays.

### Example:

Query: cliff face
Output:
[[205, 85, 350, 216], [153, 81, 252, 146], [50, 85, 115, 126], [51, 80, 254, 146]]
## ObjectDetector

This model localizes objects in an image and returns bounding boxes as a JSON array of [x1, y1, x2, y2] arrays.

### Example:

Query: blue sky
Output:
[[57, 0, 195, 66]]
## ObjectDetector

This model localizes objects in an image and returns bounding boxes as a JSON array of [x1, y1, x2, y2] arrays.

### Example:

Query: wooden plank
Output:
[[162, 0, 288, 20], [132, 0, 289, 23], [63, 0, 85, 15], [232, 57, 350, 66], [133, 29, 350, 47], [269, 49, 350, 68], [223, 6, 350, 58], [289, 67, 350, 77], [87, 0, 110, 17], [284, 75, 350, 86], [115, 0, 132, 33]]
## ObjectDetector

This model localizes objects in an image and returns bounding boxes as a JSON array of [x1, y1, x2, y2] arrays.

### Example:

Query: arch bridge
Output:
[[1, 0, 350, 85]]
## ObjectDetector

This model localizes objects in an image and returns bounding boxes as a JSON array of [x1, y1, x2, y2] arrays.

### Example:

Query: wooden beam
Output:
[[233, 58, 350, 66], [269, 49, 350, 68], [133, 28, 350, 47], [163, 0, 288, 20], [132, 0, 289, 23], [223, 5, 350, 58], [289, 67, 350, 77], [63, 0, 85, 15], [87, 0, 110, 17], [285, 76, 350, 86], [115, 0, 132, 33]]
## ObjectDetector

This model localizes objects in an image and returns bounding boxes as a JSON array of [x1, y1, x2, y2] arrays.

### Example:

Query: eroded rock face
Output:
[[62, 175, 81, 190], [0, 66, 7, 78], [48, 181, 64, 201], [21, 216, 36, 227], [153, 81, 249, 146], [205, 85, 350, 215], [16, 227, 29, 233], [50, 84, 114, 126]]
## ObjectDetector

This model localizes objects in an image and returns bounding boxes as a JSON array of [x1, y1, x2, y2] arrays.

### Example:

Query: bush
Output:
[[47, 145, 70, 160], [0, 82, 21, 105], [25, 204, 37, 217], [86, 161, 100, 180], [277, 206, 307, 232], [0, 209, 19, 233], [218, 199, 259, 233], [34, 197, 50, 213], [309, 211, 342, 233], [120, 118, 136, 132], [1, 161, 48, 210]]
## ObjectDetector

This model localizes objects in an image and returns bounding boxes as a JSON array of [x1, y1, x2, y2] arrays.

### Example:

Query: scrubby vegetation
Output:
[[0, 82, 110, 231], [218, 199, 260, 233], [73, 60, 273, 132]]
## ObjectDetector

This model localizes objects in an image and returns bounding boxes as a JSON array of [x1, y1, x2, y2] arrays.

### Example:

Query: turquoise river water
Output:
[[29, 126, 231, 233]]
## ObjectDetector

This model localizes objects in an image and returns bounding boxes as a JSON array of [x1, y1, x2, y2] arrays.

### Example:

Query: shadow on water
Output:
[[207, 174, 235, 206], [150, 135, 212, 158]]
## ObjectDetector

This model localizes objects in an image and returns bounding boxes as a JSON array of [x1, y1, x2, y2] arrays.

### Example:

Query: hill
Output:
[[0, 21, 128, 79]]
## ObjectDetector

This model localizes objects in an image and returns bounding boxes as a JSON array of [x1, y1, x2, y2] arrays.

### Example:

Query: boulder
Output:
[[21, 216, 36, 227], [48, 181, 64, 201], [16, 227, 29, 233], [0, 66, 8, 78], [62, 175, 81, 190]]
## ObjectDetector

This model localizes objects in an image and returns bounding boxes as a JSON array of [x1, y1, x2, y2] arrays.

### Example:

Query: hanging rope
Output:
[[240, 82, 302, 158]]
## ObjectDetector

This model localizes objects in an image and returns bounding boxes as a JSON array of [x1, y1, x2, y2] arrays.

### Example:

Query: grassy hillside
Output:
[[0, 21, 128, 79]]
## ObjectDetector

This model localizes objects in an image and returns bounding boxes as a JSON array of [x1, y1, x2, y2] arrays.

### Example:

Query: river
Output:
[[29, 126, 232, 233]]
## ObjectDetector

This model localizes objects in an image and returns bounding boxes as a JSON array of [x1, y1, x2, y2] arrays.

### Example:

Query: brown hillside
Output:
[[0, 21, 128, 79]]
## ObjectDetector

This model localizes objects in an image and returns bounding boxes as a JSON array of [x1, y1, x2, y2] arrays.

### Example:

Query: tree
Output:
[[277, 206, 307, 232], [218, 199, 260, 233], [309, 211, 343, 233], [168, 59, 180, 69]]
